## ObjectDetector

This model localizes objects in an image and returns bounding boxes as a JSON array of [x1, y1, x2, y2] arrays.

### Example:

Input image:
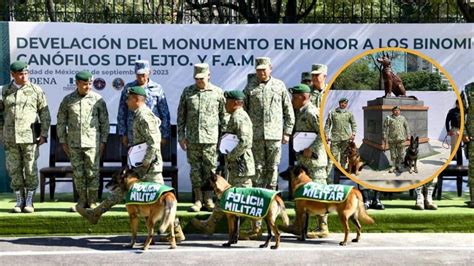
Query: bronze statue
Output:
[[377, 53, 407, 98]]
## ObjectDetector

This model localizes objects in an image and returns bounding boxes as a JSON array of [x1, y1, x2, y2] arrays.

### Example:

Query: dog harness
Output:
[[220, 187, 280, 218], [125, 182, 174, 205], [293, 182, 353, 203]]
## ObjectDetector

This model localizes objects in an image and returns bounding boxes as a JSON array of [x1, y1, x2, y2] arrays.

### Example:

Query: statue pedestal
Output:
[[359, 97, 435, 170]]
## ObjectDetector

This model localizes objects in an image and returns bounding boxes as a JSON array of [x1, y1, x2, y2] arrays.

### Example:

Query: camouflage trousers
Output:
[[469, 141, 474, 187], [329, 140, 350, 169], [252, 139, 281, 189], [187, 143, 218, 189], [228, 174, 253, 188], [388, 141, 405, 167], [134, 163, 164, 184], [5, 143, 39, 191], [70, 147, 100, 195], [296, 154, 329, 184]]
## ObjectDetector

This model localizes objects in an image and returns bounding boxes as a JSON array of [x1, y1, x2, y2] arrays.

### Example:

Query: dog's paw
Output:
[[126, 243, 135, 249], [222, 243, 231, 247], [339, 242, 347, 246], [142, 245, 149, 251], [297, 237, 305, 242], [259, 243, 268, 248], [351, 238, 359, 243], [414, 169, 418, 173], [270, 245, 278, 250], [169, 245, 177, 249]]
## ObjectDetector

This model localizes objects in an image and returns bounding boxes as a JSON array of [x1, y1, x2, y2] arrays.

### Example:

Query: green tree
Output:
[[333, 58, 379, 90], [398, 71, 449, 91]]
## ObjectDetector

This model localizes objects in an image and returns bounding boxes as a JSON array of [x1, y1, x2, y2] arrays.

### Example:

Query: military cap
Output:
[[289, 84, 311, 94], [224, 90, 245, 100], [75, 70, 93, 81], [311, 64, 328, 75], [247, 73, 256, 83], [255, 57, 271, 70], [135, 60, 150, 74], [339, 97, 349, 103], [10, 61, 29, 72], [301, 72, 311, 81], [392, 105, 401, 111], [194, 63, 210, 79], [128, 86, 147, 97]]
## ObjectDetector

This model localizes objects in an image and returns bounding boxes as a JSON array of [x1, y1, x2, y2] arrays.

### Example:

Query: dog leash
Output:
[[442, 135, 450, 149]]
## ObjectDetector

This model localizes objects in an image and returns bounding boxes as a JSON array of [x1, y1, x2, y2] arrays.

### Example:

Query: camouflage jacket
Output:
[[225, 108, 255, 177], [310, 83, 326, 109], [57, 90, 109, 148], [133, 105, 162, 170], [383, 114, 410, 142], [243, 77, 294, 140], [1, 82, 51, 144], [465, 85, 474, 137], [324, 107, 357, 142], [293, 102, 327, 167], [177, 82, 226, 144], [117, 79, 170, 142]]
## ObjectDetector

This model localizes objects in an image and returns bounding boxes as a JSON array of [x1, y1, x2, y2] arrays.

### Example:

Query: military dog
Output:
[[281, 166, 374, 246], [106, 168, 178, 250], [404, 136, 419, 174], [209, 173, 289, 249], [344, 142, 365, 176]]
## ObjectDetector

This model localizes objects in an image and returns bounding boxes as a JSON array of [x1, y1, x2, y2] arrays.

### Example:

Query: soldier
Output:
[[243, 56, 294, 239], [117, 60, 170, 146], [177, 63, 226, 212], [324, 98, 357, 175], [290, 84, 330, 238], [462, 82, 474, 208], [310, 64, 328, 108], [301, 72, 312, 87], [445, 100, 461, 156], [414, 178, 438, 210], [191, 90, 254, 234], [383, 106, 410, 173], [1, 61, 51, 213], [57, 70, 109, 212]]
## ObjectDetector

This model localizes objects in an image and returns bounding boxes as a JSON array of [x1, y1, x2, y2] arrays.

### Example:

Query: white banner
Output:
[[7, 22, 474, 192]]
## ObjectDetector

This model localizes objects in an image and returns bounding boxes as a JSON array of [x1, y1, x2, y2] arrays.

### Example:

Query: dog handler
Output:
[[78, 86, 185, 239], [383, 106, 410, 173]]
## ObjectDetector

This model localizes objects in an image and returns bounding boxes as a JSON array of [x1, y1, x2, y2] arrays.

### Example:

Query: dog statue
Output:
[[344, 141, 365, 176], [377, 53, 407, 98], [106, 168, 179, 250], [404, 136, 419, 174], [209, 172, 289, 249], [281, 166, 374, 246]]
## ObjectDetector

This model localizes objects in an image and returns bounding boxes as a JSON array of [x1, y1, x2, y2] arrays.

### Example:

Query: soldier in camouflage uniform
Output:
[[310, 64, 328, 108], [117, 60, 170, 146], [177, 63, 226, 212], [57, 71, 109, 212], [414, 177, 438, 210], [462, 82, 474, 208], [77, 86, 185, 240], [383, 106, 410, 173], [191, 90, 254, 234], [0, 61, 51, 213], [324, 98, 357, 175], [301, 72, 312, 87]]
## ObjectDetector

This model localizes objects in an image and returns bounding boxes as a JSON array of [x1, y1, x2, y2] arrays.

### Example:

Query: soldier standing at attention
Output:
[[1, 61, 51, 213], [57, 71, 109, 212], [300, 72, 312, 87], [310, 64, 328, 108], [383, 105, 410, 173], [117, 60, 170, 146], [177, 63, 226, 212], [462, 82, 474, 208]]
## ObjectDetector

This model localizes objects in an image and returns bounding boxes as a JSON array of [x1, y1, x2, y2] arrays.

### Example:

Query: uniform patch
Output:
[[125, 182, 174, 205], [294, 182, 353, 203], [220, 187, 279, 218]]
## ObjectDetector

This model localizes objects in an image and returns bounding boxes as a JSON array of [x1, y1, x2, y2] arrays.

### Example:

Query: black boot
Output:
[[361, 189, 371, 210], [371, 191, 385, 210]]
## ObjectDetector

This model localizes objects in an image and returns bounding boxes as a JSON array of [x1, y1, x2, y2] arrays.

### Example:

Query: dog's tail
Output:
[[158, 192, 177, 234], [355, 189, 375, 225], [276, 196, 290, 227]]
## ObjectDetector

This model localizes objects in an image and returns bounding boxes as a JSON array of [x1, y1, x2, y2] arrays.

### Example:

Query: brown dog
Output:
[[377, 53, 407, 97], [281, 166, 374, 246], [107, 168, 178, 250], [209, 173, 289, 249], [344, 142, 365, 176]]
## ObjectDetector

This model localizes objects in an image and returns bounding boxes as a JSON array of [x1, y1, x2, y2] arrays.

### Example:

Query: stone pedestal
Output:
[[359, 97, 435, 170]]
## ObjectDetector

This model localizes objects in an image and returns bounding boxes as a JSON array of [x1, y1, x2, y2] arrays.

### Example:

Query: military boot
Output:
[[70, 190, 87, 212], [240, 220, 262, 240], [315, 215, 330, 238], [371, 191, 385, 210], [88, 189, 99, 209], [188, 188, 203, 212], [23, 190, 36, 213], [469, 187, 474, 208], [203, 191, 215, 211], [361, 189, 371, 210], [159, 218, 186, 242], [11, 190, 24, 213], [414, 186, 424, 210], [423, 186, 437, 210], [77, 200, 114, 224], [191, 210, 224, 235]]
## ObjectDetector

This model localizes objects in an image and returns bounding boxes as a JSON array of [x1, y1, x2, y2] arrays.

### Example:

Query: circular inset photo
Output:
[[321, 47, 463, 192]]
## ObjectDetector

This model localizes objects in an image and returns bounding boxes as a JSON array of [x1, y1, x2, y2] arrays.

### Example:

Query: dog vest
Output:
[[294, 182, 353, 203], [125, 182, 174, 205], [220, 187, 280, 218]]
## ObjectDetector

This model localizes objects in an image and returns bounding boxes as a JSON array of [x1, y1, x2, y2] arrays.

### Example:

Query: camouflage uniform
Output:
[[464, 83, 474, 206], [57, 90, 109, 207], [243, 77, 294, 189], [293, 102, 327, 183], [310, 84, 326, 109], [383, 114, 410, 170], [324, 107, 357, 172], [1, 82, 51, 191], [117, 79, 170, 142]]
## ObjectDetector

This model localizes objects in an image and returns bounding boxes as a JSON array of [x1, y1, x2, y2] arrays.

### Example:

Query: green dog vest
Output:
[[220, 187, 280, 218], [294, 182, 353, 203], [125, 182, 174, 205]]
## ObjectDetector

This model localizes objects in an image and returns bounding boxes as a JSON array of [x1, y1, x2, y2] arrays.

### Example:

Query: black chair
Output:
[[162, 125, 179, 199], [98, 125, 125, 199]]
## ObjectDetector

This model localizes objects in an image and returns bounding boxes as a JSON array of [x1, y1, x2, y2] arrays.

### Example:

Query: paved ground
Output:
[[0, 233, 472, 265]]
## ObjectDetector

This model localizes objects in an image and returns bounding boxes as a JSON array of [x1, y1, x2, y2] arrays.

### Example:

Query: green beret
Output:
[[128, 86, 147, 97], [339, 97, 349, 103], [75, 71, 93, 81], [224, 90, 245, 100], [289, 84, 311, 94], [392, 105, 400, 111], [10, 61, 28, 72]]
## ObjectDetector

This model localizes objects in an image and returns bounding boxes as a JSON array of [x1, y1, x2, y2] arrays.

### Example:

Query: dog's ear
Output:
[[410, 136, 414, 143], [210, 171, 218, 183], [279, 167, 291, 181], [415, 136, 419, 143]]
